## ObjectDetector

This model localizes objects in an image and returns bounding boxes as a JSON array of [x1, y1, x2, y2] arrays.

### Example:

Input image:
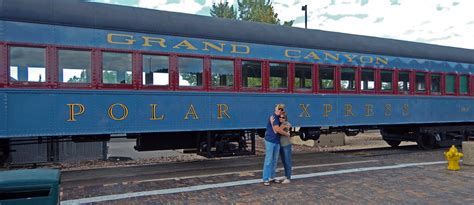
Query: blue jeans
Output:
[[262, 140, 280, 182], [280, 145, 292, 179]]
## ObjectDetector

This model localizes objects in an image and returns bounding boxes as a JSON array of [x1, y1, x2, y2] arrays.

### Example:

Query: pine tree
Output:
[[210, 0, 294, 26], [210, 2, 237, 19]]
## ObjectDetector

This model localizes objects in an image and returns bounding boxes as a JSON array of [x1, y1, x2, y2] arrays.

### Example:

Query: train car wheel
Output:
[[416, 134, 436, 150], [384, 139, 401, 147]]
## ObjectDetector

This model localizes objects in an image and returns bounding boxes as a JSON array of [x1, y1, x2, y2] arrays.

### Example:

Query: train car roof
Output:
[[1, 0, 473, 64]]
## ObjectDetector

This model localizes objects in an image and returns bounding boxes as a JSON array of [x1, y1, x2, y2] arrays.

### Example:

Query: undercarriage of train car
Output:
[[133, 130, 259, 158], [2, 123, 474, 166], [380, 123, 474, 149]]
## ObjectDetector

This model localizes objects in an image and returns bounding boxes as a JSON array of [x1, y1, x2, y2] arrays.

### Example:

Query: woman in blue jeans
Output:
[[262, 104, 289, 186], [277, 112, 292, 184]]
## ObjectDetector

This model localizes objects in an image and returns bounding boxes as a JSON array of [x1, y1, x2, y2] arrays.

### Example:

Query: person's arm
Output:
[[271, 119, 290, 137], [270, 116, 277, 134]]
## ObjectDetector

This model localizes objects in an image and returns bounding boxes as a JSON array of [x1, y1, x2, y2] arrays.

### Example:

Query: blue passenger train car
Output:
[[1, 0, 474, 161]]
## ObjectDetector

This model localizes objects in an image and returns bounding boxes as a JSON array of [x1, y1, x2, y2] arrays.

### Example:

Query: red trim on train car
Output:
[[234, 58, 242, 92], [455, 74, 461, 96], [312, 64, 318, 94], [1, 41, 473, 99], [288, 63, 295, 93], [440, 72, 446, 96], [46, 46, 56, 89], [132, 51, 141, 90], [470, 75, 474, 96], [203, 56, 211, 91], [91, 49, 101, 89], [0, 43, 7, 87], [262, 61, 269, 93]]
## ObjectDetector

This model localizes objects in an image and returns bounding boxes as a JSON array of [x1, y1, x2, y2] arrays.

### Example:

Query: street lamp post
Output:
[[301, 5, 307, 29]]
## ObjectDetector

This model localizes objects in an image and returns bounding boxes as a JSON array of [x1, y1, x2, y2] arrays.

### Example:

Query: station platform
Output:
[[60, 146, 474, 204]]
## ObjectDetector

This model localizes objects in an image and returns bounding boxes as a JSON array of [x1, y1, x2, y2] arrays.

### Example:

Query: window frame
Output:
[[240, 58, 264, 93], [209, 56, 236, 92], [268, 60, 290, 93], [293, 62, 315, 94], [317, 64, 337, 94], [98, 49, 135, 90], [0, 43, 7, 87], [444, 72, 457, 96], [414, 71, 429, 95], [56, 47, 94, 89], [470, 74, 474, 96], [175, 54, 206, 91], [139, 51, 171, 91], [396, 69, 413, 95], [7, 44, 50, 88], [429, 72, 443, 96], [459, 74, 469, 96], [359, 67, 376, 94], [338, 65, 358, 94], [378, 68, 395, 94]]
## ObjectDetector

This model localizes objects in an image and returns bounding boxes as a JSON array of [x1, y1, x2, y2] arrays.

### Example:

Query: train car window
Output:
[[102, 52, 132, 84], [460, 75, 469, 95], [380, 70, 393, 91], [242, 61, 262, 88], [143, 55, 169, 86], [415, 72, 426, 92], [398, 71, 410, 93], [294, 64, 312, 90], [9, 47, 46, 82], [430, 74, 441, 93], [360, 69, 375, 91], [178, 57, 203, 87], [319, 66, 334, 90], [58, 50, 91, 83], [269, 63, 288, 89], [340, 67, 356, 91], [445, 74, 456, 94], [211, 59, 234, 87]]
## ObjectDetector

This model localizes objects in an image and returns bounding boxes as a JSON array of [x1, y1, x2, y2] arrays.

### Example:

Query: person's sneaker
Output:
[[281, 179, 291, 184], [269, 178, 280, 183], [263, 181, 270, 186]]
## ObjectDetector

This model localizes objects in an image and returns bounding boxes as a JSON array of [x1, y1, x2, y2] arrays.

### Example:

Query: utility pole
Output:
[[302, 5, 307, 29]]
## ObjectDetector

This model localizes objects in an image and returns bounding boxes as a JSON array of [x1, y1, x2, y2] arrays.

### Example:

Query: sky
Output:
[[91, 0, 474, 49]]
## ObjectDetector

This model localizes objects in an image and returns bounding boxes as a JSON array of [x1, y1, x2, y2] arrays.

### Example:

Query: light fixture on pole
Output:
[[301, 5, 307, 29]]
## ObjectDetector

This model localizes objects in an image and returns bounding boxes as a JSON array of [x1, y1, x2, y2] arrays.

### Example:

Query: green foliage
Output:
[[210, 0, 293, 26], [103, 70, 117, 84], [210, 2, 237, 19], [67, 70, 88, 83]]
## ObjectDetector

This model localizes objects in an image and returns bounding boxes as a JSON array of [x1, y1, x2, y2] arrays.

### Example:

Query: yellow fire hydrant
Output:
[[444, 145, 463, 171]]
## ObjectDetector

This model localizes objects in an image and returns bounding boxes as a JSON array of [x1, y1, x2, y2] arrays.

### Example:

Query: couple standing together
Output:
[[262, 104, 292, 186]]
